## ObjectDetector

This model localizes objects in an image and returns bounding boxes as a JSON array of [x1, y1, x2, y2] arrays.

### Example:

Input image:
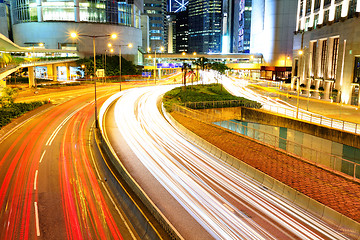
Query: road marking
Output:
[[34, 202, 40, 236], [46, 106, 86, 146], [34, 170, 38, 190], [39, 150, 46, 163]]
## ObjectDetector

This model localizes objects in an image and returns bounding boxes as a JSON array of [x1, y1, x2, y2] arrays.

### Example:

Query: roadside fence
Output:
[[173, 104, 360, 181]]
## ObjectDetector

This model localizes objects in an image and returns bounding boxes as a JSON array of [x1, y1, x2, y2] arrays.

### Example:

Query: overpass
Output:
[[0, 33, 79, 87], [143, 52, 264, 79]]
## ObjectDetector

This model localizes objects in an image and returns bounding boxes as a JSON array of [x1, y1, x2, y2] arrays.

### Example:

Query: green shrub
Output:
[[0, 101, 46, 129], [163, 83, 262, 112]]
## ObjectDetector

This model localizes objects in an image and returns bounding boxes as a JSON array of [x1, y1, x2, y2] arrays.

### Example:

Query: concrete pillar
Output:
[[132, 5, 136, 27], [66, 63, 71, 80], [36, 0, 42, 22], [74, 0, 79, 22], [28, 66, 35, 87], [324, 81, 331, 100], [47, 64, 53, 80]]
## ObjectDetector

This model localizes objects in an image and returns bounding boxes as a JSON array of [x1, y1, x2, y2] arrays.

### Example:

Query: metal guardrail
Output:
[[184, 99, 262, 109], [262, 104, 360, 135], [173, 104, 360, 181]]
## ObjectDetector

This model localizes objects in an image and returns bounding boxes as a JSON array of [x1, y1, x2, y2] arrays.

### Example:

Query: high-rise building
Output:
[[293, 0, 360, 105], [144, 0, 167, 51], [188, 0, 222, 54], [237, 0, 252, 53], [250, 0, 297, 66], [167, 0, 188, 12], [175, 9, 188, 53], [3, 0, 143, 61], [0, 0, 11, 39]]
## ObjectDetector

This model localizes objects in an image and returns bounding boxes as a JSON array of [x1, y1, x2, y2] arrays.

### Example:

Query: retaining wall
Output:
[[166, 110, 360, 239], [240, 108, 360, 149]]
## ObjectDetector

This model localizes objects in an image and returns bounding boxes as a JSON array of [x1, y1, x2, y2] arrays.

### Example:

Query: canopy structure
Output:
[[0, 33, 77, 54]]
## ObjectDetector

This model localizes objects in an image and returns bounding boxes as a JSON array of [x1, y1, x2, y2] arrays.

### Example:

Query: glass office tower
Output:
[[9, 0, 143, 58], [188, 0, 222, 53]]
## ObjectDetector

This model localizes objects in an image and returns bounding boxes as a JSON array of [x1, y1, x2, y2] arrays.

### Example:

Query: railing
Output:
[[184, 99, 262, 109], [173, 104, 360, 181], [262, 104, 360, 134]]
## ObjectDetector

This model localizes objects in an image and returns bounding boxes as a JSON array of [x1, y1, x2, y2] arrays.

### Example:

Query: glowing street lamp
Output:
[[108, 42, 133, 91], [70, 31, 117, 128]]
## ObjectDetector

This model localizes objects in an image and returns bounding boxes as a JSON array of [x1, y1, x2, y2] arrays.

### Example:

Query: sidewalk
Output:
[[250, 82, 360, 124]]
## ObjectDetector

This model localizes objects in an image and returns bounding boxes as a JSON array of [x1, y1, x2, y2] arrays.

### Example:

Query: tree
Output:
[[0, 87, 18, 107], [0, 53, 12, 68], [182, 62, 191, 90]]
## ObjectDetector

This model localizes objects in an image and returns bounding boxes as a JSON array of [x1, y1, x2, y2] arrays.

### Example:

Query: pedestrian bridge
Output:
[[0, 33, 79, 87]]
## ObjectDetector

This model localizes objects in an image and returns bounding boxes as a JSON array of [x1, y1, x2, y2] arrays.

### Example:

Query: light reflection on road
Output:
[[101, 82, 349, 239]]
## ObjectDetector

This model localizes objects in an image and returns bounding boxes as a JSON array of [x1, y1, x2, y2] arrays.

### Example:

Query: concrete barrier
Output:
[[95, 128, 183, 240], [166, 110, 360, 239]]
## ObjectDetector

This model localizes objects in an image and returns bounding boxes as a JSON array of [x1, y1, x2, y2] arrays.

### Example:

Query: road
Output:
[[0, 85, 138, 239], [101, 84, 350, 239]]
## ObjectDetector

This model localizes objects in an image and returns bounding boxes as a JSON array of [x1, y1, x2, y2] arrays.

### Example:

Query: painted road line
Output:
[[39, 150, 46, 163], [34, 202, 40, 236], [34, 170, 38, 191]]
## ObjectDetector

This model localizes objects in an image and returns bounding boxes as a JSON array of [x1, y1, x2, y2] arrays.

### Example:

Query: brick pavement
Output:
[[171, 112, 360, 223]]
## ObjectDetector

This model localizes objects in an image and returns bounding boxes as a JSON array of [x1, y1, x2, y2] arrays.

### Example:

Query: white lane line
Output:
[[34, 202, 40, 236], [39, 150, 46, 163], [34, 170, 38, 191], [46, 104, 89, 146]]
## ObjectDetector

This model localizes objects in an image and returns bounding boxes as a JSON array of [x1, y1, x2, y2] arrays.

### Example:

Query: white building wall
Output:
[[293, 0, 360, 105], [12, 22, 142, 60], [250, 0, 297, 66]]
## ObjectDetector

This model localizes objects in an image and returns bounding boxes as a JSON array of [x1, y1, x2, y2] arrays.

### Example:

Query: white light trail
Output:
[[101, 83, 349, 239]]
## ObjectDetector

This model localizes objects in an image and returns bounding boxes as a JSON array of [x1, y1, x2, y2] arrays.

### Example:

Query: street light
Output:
[[296, 49, 304, 119], [27, 42, 44, 88], [71, 31, 117, 127], [108, 43, 133, 91]]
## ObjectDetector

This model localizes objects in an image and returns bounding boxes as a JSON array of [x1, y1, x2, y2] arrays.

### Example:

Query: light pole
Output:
[[28, 42, 44, 88], [148, 46, 164, 84], [109, 43, 133, 91], [296, 49, 304, 119], [71, 32, 117, 128]]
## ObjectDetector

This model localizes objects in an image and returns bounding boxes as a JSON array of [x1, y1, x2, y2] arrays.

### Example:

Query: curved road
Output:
[[0, 85, 137, 239], [102, 85, 351, 239]]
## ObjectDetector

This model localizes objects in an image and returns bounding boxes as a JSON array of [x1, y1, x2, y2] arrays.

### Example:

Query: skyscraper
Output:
[[238, 0, 252, 53], [188, 0, 222, 54], [144, 0, 167, 51]]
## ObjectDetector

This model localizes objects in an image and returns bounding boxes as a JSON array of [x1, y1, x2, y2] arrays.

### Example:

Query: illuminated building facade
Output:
[[6, 0, 143, 60], [188, 0, 222, 53], [251, 0, 297, 67], [144, 0, 167, 51], [238, 0, 251, 53], [293, 0, 360, 105], [175, 9, 188, 53]]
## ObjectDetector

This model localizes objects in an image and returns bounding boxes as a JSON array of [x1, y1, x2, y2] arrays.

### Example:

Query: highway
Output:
[[101, 84, 350, 239], [0, 85, 137, 239]]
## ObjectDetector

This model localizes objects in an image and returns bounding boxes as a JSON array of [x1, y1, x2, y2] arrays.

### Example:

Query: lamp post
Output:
[[71, 32, 117, 128], [28, 42, 44, 88], [148, 46, 164, 84], [108, 43, 132, 91]]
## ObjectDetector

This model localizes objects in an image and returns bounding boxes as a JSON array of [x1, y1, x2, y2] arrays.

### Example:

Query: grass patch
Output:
[[0, 101, 48, 129], [163, 83, 261, 112]]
